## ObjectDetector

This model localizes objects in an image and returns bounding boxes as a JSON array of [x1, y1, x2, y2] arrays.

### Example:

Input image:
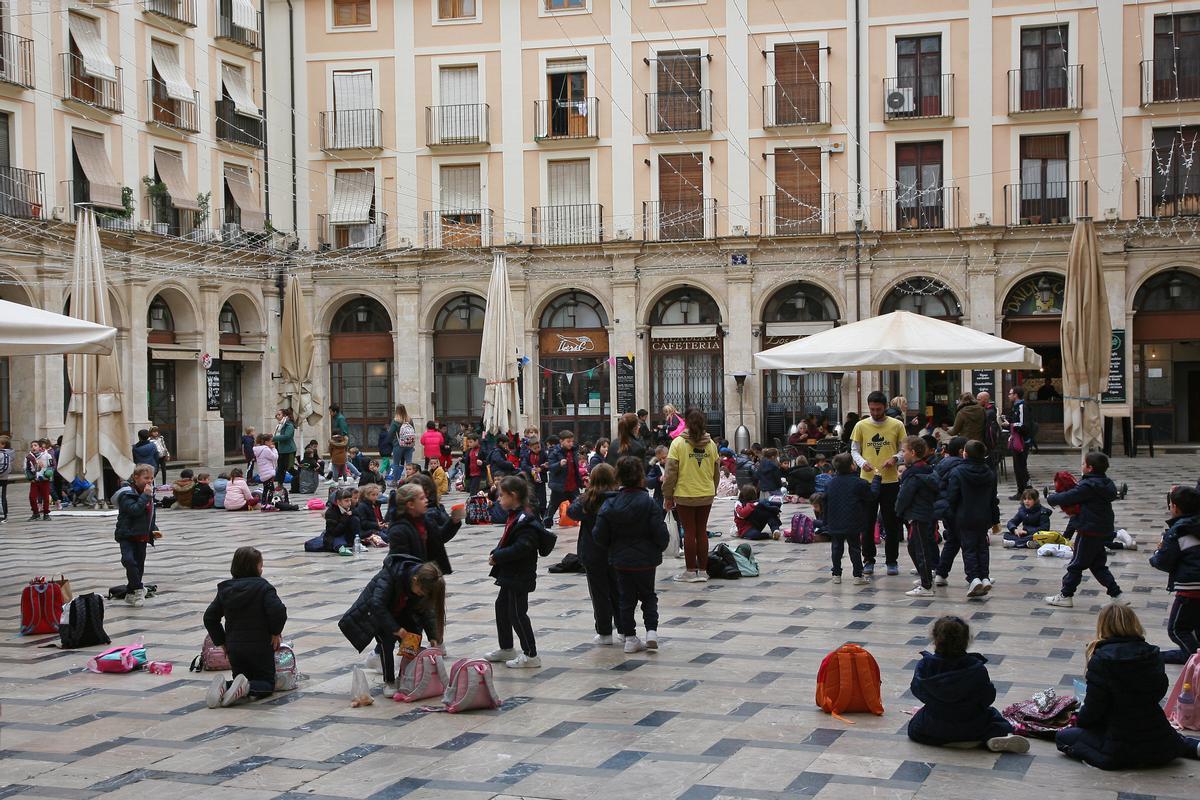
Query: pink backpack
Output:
[[441, 657, 501, 713], [306, 498, 326, 511], [87, 644, 148, 673], [189, 635, 231, 672], [394, 647, 448, 702], [786, 513, 815, 544], [1165, 652, 1200, 731]]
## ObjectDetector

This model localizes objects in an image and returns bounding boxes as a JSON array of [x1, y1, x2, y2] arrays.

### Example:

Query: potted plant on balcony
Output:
[[142, 175, 171, 235]]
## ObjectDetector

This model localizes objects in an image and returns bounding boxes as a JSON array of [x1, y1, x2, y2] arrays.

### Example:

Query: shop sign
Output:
[[539, 328, 608, 355], [971, 369, 996, 398], [205, 361, 221, 412], [1102, 329, 1126, 404], [1004, 274, 1064, 316], [615, 356, 636, 415], [650, 337, 721, 353], [762, 335, 797, 349]]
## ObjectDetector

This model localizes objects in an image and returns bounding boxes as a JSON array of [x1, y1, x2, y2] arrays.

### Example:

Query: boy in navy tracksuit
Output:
[[945, 440, 1000, 599], [932, 436, 966, 584], [544, 432, 580, 528], [1045, 452, 1126, 607], [1150, 485, 1200, 664], [1004, 488, 1052, 548], [823, 453, 873, 584], [895, 437, 941, 596], [519, 437, 547, 518]]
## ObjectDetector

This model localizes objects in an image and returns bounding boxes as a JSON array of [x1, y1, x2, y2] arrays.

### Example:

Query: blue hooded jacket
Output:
[[1149, 514, 1200, 592], [1048, 472, 1117, 536], [945, 458, 1000, 531], [907, 651, 1011, 745], [895, 461, 939, 524]]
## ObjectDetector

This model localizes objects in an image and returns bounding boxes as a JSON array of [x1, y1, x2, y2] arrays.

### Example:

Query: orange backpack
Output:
[[815, 643, 884, 722], [558, 500, 579, 528]]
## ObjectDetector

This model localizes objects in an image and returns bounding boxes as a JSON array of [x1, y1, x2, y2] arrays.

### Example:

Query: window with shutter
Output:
[[773, 43, 819, 125], [773, 147, 821, 234], [1150, 126, 1200, 216], [437, 66, 481, 143], [658, 153, 704, 240], [1153, 13, 1200, 101], [438, 0, 477, 21], [439, 164, 482, 247], [1019, 25, 1067, 110], [332, 0, 371, 27], [655, 51, 702, 131], [1019, 134, 1069, 223]]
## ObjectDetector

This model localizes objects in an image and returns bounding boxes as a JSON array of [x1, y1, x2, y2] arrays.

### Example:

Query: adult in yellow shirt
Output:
[[850, 391, 907, 576], [663, 409, 720, 583]]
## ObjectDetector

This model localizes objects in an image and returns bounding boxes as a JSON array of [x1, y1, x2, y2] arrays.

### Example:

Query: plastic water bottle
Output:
[[353, 533, 363, 554], [1181, 682, 1196, 706]]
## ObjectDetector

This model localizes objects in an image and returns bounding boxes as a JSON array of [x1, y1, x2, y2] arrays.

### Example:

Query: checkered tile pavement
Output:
[[0, 453, 1196, 799]]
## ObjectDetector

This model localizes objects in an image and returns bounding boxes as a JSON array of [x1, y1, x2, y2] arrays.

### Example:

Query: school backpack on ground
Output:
[[815, 643, 884, 721], [706, 544, 742, 580], [441, 657, 501, 713], [58, 593, 110, 649], [466, 495, 491, 525], [87, 644, 148, 673], [296, 469, 320, 495], [21, 577, 66, 635], [731, 543, 760, 577], [275, 645, 300, 691], [394, 647, 448, 702], [786, 512, 816, 544], [537, 526, 558, 557], [1001, 688, 1078, 739], [558, 500, 579, 528], [1165, 652, 1200, 731], [1053, 471, 1081, 516], [306, 498, 326, 511], [189, 635, 232, 672], [106, 584, 157, 601]]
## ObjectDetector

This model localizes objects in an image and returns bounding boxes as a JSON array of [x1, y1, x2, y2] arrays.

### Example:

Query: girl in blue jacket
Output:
[[568, 463, 621, 646], [908, 615, 1029, 753], [1150, 485, 1200, 664]]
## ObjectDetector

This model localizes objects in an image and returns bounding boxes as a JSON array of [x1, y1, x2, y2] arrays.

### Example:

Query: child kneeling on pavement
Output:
[[204, 546, 288, 708]]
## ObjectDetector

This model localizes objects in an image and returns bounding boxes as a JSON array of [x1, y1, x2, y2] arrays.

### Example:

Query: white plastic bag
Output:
[[349, 665, 373, 707], [1037, 543, 1073, 559]]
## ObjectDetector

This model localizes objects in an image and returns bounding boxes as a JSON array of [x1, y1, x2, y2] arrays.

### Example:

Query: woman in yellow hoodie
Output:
[[663, 408, 720, 583]]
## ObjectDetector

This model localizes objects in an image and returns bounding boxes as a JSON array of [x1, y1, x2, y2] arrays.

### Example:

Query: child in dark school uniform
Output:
[[1004, 488, 1052, 548]]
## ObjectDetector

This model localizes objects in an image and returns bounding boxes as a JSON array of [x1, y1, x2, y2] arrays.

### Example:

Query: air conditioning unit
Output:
[[139, 220, 153, 232], [397, 236, 412, 248], [221, 222, 242, 240], [505, 232, 522, 246], [827, 142, 845, 153], [51, 206, 67, 221], [347, 223, 380, 249], [614, 228, 632, 241], [731, 224, 747, 237], [885, 87, 915, 115], [973, 212, 990, 226]]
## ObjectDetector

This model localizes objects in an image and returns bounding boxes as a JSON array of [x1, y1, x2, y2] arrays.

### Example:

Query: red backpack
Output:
[[1053, 471, 1081, 517], [21, 577, 66, 635], [815, 643, 884, 722]]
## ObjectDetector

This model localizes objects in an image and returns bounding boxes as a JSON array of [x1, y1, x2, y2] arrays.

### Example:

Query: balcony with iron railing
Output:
[[534, 97, 599, 141], [1007, 64, 1082, 113], [759, 192, 835, 236], [0, 31, 35, 89], [643, 198, 717, 241], [423, 209, 494, 248], [1136, 177, 1200, 219], [426, 104, 490, 146], [532, 203, 603, 245], [1141, 58, 1200, 105], [215, 207, 271, 247], [59, 181, 136, 228], [320, 108, 383, 150], [215, 98, 264, 148], [646, 89, 713, 134], [880, 185, 959, 231], [763, 81, 831, 127], [320, 213, 388, 250], [146, 193, 211, 239], [61, 53, 122, 114], [0, 166, 45, 220], [147, 79, 199, 133], [882, 74, 954, 120], [142, 0, 197, 27], [216, 8, 261, 49], [1003, 180, 1088, 226]]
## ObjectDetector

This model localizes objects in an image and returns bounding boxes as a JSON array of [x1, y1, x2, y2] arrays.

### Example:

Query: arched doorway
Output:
[[1132, 269, 1200, 442], [538, 291, 610, 441], [1000, 272, 1065, 442], [146, 294, 179, 453], [329, 297, 393, 449], [218, 302, 244, 456], [759, 282, 840, 444], [648, 287, 724, 437], [433, 294, 485, 435], [880, 277, 962, 424]]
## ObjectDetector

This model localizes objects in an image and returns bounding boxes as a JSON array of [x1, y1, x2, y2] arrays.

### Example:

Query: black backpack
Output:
[[59, 593, 111, 649], [706, 544, 742, 579]]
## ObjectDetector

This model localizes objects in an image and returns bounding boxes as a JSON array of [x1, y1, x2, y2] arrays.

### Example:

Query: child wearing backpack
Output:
[[252, 435, 278, 509], [1149, 485, 1200, 664], [907, 615, 1029, 753], [823, 453, 872, 585], [204, 546, 288, 708], [1004, 488, 1052, 549], [568, 463, 621, 646], [895, 437, 941, 597], [1045, 452, 1127, 608], [593, 456, 670, 654], [733, 484, 782, 540], [487, 476, 552, 669]]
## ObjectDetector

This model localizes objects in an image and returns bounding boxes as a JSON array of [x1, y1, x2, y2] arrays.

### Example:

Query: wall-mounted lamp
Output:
[[643, 158, 652, 166]]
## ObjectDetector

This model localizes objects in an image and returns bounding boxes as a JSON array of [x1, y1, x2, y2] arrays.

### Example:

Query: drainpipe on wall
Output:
[[259, 0, 270, 228], [287, 0, 298, 235], [853, 0, 863, 414]]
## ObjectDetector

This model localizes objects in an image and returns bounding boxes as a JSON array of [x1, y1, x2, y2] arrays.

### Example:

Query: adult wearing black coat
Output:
[[907, 651, 1013, 746], [338, 554, 441, 685], [203, 564, 287, 697], [1056, 635, 1200, 769]]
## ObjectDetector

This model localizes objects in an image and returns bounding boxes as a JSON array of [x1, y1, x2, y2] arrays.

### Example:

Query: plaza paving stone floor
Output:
[[1, 453, 1198, 799]]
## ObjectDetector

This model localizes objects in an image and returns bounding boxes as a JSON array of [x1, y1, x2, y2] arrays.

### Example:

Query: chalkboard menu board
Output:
[[1102, 329, 1126, 404], [206, 362, 221, 412], [615, 356, 635, 415], [971, 369, 996, 398]]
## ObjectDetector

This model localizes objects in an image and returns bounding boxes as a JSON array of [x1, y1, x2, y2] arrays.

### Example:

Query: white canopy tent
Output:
[[0, 298, 116, 357], [753, 311, 1043, 371]]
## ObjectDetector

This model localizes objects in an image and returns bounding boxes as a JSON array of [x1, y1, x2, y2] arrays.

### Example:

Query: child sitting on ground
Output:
[[212, 473, 229, 509], [353, 484, 388, 547], [733, 484, 782, 540], [716, 466, 738, 498], [358, 459, 385, 487], [1149, 485, 1200, 664], [223, 468, 257, 511], [1004, 488, 1051, 548], [785, 455, 818, 499], [166, 469, 196, 509], [312, 487, 358, 554], [191, 473, 215, 509], [204, 546, 287, 708], [907, 615, 1029, 753], [68, 476, 99, 509], [807, 492, 831, 543]]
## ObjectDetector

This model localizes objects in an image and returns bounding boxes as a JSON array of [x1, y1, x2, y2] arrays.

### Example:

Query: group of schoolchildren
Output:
[[0, 434, 110, 521]]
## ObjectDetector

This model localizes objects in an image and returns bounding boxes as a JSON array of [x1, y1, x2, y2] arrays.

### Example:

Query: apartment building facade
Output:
[[3, 1, 1200, 467]]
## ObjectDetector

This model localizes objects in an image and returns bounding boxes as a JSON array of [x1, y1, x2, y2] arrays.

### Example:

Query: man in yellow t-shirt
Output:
[[850, 391, 907, 576]]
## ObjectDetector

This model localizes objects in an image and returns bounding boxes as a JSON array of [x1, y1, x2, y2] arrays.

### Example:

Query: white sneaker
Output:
[[220, 674, 250, 707], [1002, 539, 1016, 548], [909, 568, 919, 575], [624, 636, 646, 654], [614, 634, 626, 644], [125, 589, 144, 608], [362, 651, 382, 672], [206, 675, 225, 709], [906, 586, 935, 597], [505, 653, 542, 669], [831, 575, 842, 584], [695, 571, 709, 582], [852, 576, 870, 586], [966, 578, 986, 598], [675, 548, 684, 559], [592, 634, 614, 646], [645, 630, 658, 650], [986, 735, 1031, 754], [484, 648, 518, 662], [1109, 593, 1131, 606], [672, 571, 693, 582], [1045, 593, 1073, 607], [382, 681, 397, 696], [981, 578, 994, 594], [934, 575, 948, 586]]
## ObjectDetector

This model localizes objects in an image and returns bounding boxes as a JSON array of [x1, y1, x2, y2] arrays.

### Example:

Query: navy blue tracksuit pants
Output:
[[936, 521, 959, 579], [960, 527, 990, 582], [615, 569, 658, 638], [1060, 533, 1121, 597]]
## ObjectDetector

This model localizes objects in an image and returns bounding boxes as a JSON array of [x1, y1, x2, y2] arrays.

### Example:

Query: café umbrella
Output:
[[1060, 217, 1111, 453], [478, 251, 521, 435]]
